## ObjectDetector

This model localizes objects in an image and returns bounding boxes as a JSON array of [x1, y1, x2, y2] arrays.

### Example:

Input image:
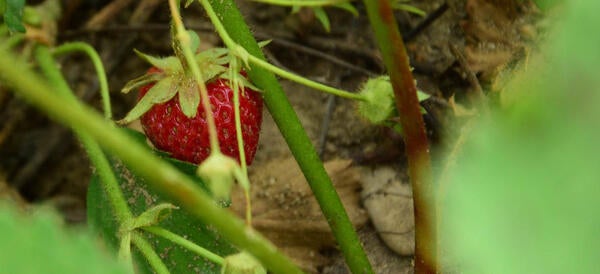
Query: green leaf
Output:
[[187, 30, 200, 53], [2, 0, 26, 33], [121, 73, 163, 94], [312, 7, 330, 32], [0, 203, 130, 274], [88, 129, 237, 274], [118, 77, 177, 124], [334, 2, 358, 17], [134, 49, 181, 73], [257, 40, 272, 48], [392, 3, 426, 17]]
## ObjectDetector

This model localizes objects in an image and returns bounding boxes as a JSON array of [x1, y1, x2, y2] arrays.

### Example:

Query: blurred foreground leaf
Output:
[[442, 1, 600, 273], [0, 204, 129, 274]]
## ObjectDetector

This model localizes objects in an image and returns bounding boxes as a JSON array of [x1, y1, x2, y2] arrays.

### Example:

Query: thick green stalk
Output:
[[362, 1, 436, 273], [0, 48, 302, 274], [204, 0, 374, 273]]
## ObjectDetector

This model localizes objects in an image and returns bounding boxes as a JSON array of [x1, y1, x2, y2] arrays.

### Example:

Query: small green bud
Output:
[[221, 252, 266, 274], [357, 76, 396, 124], [196, 153, 239, 202]]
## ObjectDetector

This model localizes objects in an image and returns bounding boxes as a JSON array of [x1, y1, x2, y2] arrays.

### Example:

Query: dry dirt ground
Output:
[[0, 0, 540, 273]]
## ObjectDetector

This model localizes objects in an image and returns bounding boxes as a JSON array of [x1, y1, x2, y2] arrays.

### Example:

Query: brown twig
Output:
[[449, 43, 489, 113], [404, 2, 449, 42], [85, 0, 135, 29]]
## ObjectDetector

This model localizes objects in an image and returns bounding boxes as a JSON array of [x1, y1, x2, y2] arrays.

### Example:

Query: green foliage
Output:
[[88, 129, 236, 274], [0, 204, 129, 274], [0, 0, 25, 32], [442, 1, 600, 272]]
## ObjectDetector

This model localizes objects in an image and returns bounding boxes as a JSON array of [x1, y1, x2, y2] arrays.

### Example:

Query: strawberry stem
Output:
[[143, 226, 225, 266], [131, 233, 170, 274], [34, 45, 135, 269], [200, 0, 367, 102], [168, 0, 221, 154], [228, 60, 254, 225], [52, 42, 112, 120]]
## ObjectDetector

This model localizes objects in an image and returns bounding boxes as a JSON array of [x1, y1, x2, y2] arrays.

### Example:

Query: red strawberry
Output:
[[138, 75, 263, 165], [119, 49, 263, 165]]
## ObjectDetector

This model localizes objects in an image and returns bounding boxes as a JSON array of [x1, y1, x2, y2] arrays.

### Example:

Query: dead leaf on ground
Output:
[[230, 157, 367, 273], [462, 0, 537, 82]]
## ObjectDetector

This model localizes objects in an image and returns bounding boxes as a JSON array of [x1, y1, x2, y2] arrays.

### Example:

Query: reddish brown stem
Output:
[[363, 1, 437, 273]]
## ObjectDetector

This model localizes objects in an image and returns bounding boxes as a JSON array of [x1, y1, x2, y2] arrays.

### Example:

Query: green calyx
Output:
[[357, 75, 430, 125], [118, 46, 258, 124]]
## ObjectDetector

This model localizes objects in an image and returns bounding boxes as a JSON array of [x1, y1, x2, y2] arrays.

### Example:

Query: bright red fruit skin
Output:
[[139, 77, 263, 165]]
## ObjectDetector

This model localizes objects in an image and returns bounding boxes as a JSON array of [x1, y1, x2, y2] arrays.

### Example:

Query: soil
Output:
[[0, 0, 541, 273]]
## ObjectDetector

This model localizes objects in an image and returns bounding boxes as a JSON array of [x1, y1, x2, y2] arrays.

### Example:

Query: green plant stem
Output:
[[52, 42, 112, 119], [202, 0, 374, 273], [0, 48, 302, 274], [33, 45, 132, 223], [132, 233, 170, 274], [362, 1, 436, 273], [246, 54, 365, 101], [1, 34, 25, 50], [34, 45, 134, 270], [143, 226, 225, 266], [229, 61, 253, 225], [168, 0, 220, 153], [200, 1, 365, 102]]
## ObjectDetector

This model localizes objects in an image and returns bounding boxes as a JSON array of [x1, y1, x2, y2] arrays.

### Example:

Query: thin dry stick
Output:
[[85, 0, 134, 29], [449, 43, 489, 113]]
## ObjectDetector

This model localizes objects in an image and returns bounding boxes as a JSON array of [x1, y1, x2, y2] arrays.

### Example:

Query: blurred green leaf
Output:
[[0, 204, 129, 274], [88, 128, 236, 274], [442, 1, 600, 273], [1, 0, 26, 32], [312, 7, 330, 32]]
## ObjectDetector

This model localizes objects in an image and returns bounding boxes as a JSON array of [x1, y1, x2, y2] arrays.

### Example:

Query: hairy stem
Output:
[[363, 1, 436, 273], [52, 42, 112, 119], [202, 0, 374, 273], [143, 226, 225, 266], [168, 0, 220, 153], [0, 47, 302, 274], [34, 45, 134, 268], [132, 233, 170, 274], [34, 45, 131, 222]]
